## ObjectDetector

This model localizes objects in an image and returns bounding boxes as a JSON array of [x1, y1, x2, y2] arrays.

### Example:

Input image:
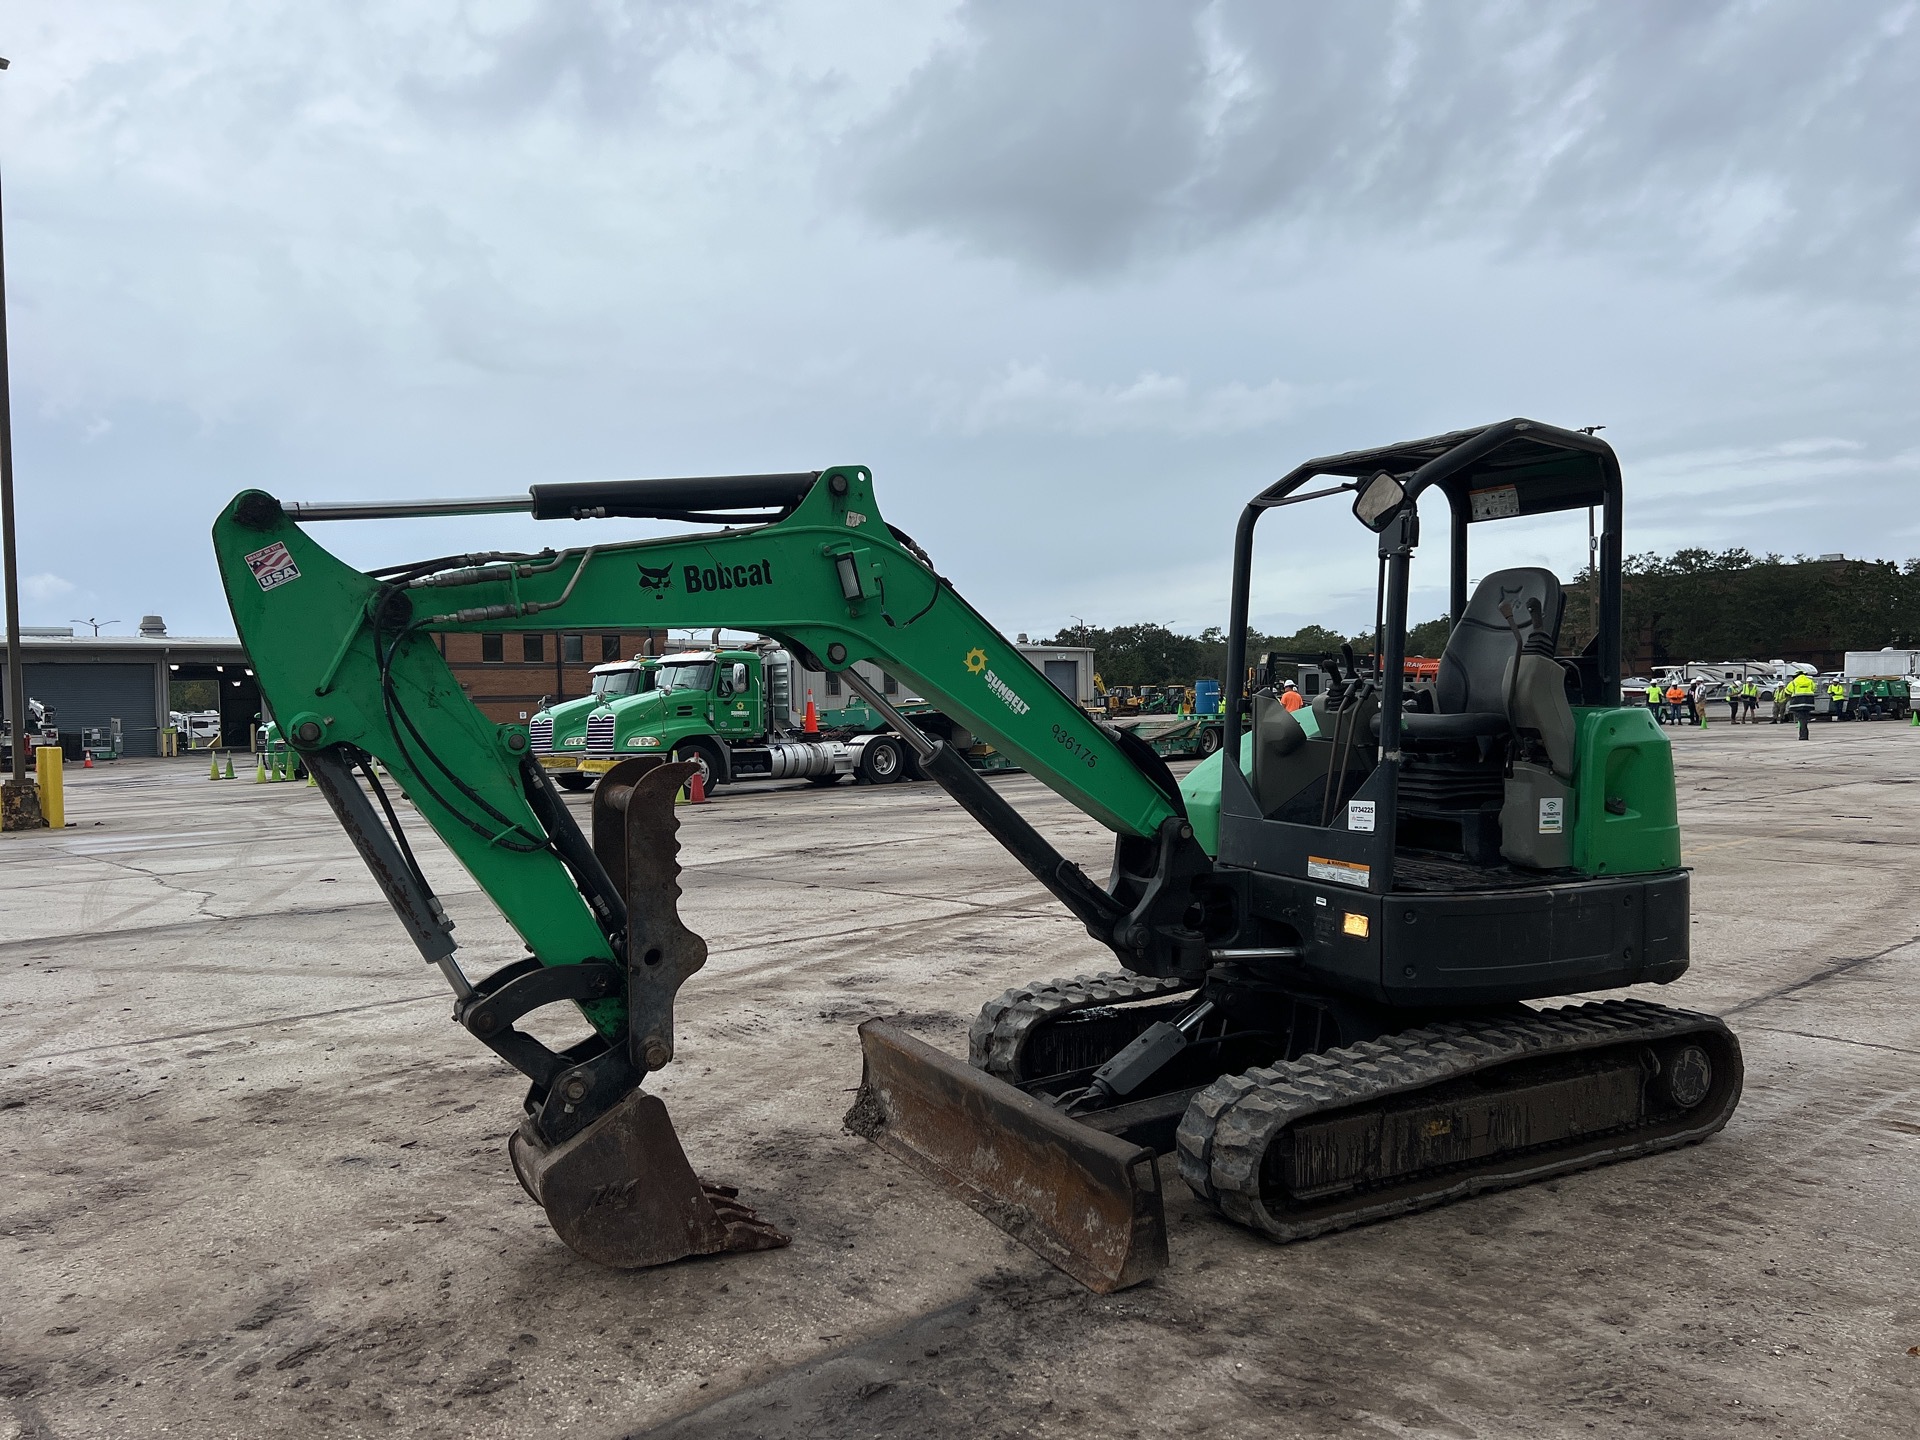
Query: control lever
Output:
[[1322, 652, 1347, 705]]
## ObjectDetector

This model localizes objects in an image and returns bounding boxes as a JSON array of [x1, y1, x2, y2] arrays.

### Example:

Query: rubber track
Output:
[[1173, 997, 1740, 1237], [967, 970, 1197, 1082]]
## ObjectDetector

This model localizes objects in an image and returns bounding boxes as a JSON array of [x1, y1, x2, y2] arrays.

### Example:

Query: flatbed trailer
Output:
[[1109, 712, 1225, 759]]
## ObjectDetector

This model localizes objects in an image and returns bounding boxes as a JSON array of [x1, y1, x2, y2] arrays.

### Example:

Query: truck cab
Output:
[[574, 640, 1101, 793], [580, 646, 920, 790], [581, 649, 776, 787], [530, 659, 657, 790]]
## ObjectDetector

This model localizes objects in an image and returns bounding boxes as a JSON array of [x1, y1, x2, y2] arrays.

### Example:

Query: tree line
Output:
[[1566, 548, 1920, 669], [1042, 618, 1452, 687], [1046, 549, 1920, 684]]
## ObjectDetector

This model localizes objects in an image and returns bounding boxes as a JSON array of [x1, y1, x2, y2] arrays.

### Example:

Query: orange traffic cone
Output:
[[83, 751, 94, 769], [803, 690, 818, 734], [688, 770, 708, 804]]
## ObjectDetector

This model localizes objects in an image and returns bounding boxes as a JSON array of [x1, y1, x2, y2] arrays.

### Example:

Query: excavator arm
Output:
[[213, 466, 1211, 1286]]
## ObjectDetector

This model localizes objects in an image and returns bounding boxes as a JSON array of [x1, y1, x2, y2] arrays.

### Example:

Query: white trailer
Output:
[[1844, 649, 1920, 679]]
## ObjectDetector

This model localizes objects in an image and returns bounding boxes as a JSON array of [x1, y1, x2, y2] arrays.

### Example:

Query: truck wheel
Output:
[[1197, 726, 1222, 757], [859, 736, 906, 784], [674, 740, 724, 791], [556, 774, 592, 792]]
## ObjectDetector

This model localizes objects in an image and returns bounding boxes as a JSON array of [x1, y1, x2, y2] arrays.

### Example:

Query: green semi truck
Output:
[[532, 640, 1095, 791], [529, 658, 658, 789]]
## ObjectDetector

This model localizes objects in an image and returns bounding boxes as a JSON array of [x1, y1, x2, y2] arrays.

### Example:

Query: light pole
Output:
[[0, 53, 44, 830]]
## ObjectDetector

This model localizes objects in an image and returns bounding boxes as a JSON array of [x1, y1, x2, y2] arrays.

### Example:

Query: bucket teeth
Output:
[[510, 1089, 788, 1268]]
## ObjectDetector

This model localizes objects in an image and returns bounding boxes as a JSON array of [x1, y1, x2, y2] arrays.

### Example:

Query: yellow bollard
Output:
[[34, 746, 64, 829]]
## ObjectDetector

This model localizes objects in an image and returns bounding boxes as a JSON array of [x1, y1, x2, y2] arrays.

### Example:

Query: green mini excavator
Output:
[[213, 419, 1741, 1291]]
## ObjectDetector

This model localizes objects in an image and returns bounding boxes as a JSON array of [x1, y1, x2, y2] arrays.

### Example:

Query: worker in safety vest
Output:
[[1644, 680, 1663, 722], [1280, 680, 1304, 713], [1786, 672, 1817, 740], [1742, 679, 1758, 722], [1725, 681, 1742, 725], [1827, 679, 1847, 720], [1665, 682, 1688, 726]]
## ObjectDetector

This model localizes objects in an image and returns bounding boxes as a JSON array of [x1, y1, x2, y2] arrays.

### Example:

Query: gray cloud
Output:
[[845, 0, 1920, 295], [841, 1, 1210, 270], [2, 0, 1916, 645], [396, 1, 723, 131]]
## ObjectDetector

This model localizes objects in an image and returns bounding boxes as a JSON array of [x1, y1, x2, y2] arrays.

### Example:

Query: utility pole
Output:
[[0, 54, 44, 830]]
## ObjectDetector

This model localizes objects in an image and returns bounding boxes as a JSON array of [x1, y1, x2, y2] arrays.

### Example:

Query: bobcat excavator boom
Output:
[[214, 465, 1205, 1285], [215, 423, 1741, 1293]]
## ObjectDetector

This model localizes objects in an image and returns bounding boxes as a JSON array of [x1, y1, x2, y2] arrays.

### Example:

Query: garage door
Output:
[[24, 663, 159, 756], [1043, 660, 1079, 699]]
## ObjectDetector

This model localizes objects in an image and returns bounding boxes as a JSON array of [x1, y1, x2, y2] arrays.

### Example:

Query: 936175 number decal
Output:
[[1050, 723, 1097, 768]]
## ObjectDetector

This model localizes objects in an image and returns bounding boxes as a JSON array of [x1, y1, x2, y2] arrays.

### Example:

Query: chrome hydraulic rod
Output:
[[281, 471, 821, 523], [283, 495, 531, 522]]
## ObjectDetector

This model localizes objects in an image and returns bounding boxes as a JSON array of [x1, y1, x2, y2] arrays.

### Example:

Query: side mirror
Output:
[[732, 662, 749, 693], [1352, 470, 1407, 531]]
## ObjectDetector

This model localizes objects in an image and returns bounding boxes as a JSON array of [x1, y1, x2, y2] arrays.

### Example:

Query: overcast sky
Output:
[[4, 0, 1916, 640]]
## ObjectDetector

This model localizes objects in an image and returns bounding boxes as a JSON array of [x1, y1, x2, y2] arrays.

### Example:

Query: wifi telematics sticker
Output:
[[244, 541, 301, 592]]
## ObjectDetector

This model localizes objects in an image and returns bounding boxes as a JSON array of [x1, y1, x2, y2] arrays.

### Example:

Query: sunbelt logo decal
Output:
[[965, 647, 1031, 717]]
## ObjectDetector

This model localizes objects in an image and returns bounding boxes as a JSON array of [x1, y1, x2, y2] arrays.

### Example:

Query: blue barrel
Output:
[[1194, 679, 1221, 716]]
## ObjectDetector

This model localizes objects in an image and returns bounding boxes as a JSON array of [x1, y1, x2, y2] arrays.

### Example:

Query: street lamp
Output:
[[0, 53, 44, 831]]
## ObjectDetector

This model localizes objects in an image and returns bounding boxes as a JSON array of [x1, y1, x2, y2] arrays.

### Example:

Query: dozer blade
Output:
[[847, 1020, 1167, 1293], [510, 1089, 789, 1268]]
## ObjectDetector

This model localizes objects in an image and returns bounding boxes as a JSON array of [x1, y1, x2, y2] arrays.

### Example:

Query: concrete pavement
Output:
[[2, 719, 1917, 1438]]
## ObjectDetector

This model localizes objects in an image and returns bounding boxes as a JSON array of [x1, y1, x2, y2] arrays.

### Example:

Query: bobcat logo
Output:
[[637, 563, 674, 593]]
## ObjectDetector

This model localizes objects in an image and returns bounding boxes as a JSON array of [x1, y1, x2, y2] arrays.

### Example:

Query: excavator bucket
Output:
[[509, 1096, 787, 1267], [847, 1020, 1168, 1293], [508, 757, 787, 1268]]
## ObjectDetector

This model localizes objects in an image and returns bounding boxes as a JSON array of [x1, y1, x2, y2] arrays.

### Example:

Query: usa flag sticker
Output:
[[244, 541, 302, 592]]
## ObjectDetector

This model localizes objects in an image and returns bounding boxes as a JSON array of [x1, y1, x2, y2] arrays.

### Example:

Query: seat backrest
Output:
[[1436, 567, 1565, 715]]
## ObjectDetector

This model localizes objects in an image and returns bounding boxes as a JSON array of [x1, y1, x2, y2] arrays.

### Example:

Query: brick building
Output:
[[436, 629, 669, 724]]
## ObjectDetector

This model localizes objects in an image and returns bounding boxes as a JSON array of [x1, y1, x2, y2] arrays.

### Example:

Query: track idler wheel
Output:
[[510, 1089, 788, 1268]]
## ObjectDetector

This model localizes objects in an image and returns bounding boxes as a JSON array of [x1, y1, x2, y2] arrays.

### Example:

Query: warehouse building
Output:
[[0, 618, 254, 756]]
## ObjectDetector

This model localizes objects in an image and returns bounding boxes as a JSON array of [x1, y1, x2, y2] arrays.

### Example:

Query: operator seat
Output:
[[1400, 567, 1565, 742]]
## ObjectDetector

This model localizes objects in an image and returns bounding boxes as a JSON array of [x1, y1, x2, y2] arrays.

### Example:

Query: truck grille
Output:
[[528, 715, 555, 754], [586, 712, 617, 753]]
